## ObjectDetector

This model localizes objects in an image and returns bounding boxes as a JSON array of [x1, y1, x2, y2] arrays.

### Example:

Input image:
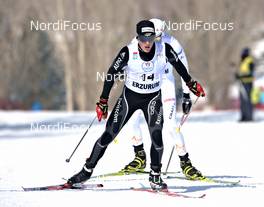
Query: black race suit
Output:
[[85, 42, 191, 172]]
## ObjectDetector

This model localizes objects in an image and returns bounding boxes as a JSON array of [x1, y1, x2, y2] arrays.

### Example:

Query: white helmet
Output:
[[149, 18, 165, 38]]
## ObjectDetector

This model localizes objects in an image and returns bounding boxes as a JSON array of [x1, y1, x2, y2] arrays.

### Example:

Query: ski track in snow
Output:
[[0, 110, 264, 207]]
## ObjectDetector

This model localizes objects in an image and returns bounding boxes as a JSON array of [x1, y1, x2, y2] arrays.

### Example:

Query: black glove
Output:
[[182, 93, 192, 114]]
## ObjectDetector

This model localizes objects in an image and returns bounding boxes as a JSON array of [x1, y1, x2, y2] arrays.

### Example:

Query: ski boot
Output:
[[67, 165, 93, 185], [149, 169, 167, 191], [180, 153, 205, 180], [121, 150, 146, 173]]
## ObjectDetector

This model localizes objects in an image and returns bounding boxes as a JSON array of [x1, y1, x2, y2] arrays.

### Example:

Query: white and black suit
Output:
[[86, 40, 192, 172]]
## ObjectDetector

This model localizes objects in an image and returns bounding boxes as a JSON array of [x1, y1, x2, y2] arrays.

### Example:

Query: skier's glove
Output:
[[186, 79, 205, 97], [182, 93, 192, 114], [96, 98, 108, 121]]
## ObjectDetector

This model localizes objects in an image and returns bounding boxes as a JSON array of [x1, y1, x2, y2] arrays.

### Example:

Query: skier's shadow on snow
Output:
[[168, 175, 258, 194]]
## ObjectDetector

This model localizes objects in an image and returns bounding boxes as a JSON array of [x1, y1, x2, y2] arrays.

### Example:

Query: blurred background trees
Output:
[[0, 0, 264, 110]]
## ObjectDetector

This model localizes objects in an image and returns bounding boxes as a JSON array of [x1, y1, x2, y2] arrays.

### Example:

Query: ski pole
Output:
[[164, 145, 175, 175], [65, 115, 97, 163], [178, 96, 199, 130], [164, 97, 199, 175]]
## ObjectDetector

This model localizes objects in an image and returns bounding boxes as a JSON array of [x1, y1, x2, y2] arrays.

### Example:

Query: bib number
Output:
[[141, 73, 154, 81]]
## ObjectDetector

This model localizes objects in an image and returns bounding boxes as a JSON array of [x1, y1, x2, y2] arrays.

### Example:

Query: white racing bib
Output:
[[125, 41, 167, 94]]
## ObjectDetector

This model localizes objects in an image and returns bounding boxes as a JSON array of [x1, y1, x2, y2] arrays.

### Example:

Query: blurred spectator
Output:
[[251, 87, 260, 105], [259, 87, 264, 106], [31, 100, 43, 111], [0, 99, 24, 110], [235, 47, 255, 121]]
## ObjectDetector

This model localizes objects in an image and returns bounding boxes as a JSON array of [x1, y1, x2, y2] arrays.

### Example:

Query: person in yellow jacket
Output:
[[235, 47, 255, 121]]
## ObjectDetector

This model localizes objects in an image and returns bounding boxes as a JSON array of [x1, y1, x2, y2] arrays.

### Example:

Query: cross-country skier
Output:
[[235, 47, 255, 122], [121, 18, 205, 180], [67, 20, 205, 190]]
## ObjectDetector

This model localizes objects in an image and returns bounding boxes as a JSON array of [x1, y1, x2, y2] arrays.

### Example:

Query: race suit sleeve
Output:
[[100, 46, 129, 99], [165, 43, 192, 83], [169, 37, 190, 94]]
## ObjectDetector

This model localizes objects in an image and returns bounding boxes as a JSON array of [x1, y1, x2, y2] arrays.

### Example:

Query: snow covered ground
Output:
[[0, 110, 264, 207]]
